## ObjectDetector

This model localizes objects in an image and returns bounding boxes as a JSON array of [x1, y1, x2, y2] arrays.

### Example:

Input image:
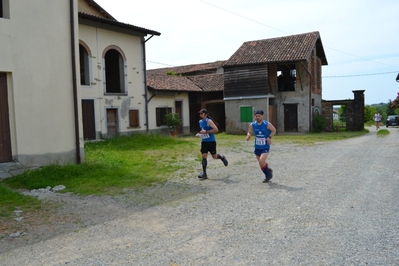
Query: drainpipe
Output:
[[142, 35, 154, 134], [301, 62, 312, 132], [69, 0, 81, 163]]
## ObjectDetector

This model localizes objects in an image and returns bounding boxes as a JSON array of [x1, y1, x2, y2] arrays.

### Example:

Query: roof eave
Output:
[[78, 12, 161, 37]]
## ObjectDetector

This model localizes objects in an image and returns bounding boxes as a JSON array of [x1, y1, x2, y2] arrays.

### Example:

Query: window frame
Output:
[[79, 44, 91, 86], [104, 49, 126, 95], [129, 109, 140, 128], [240, 106, 253, 123], [156, 107, 172, 127]]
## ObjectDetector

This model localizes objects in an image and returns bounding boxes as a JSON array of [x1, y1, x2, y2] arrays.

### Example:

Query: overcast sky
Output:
[[95, 0, 399, 105]]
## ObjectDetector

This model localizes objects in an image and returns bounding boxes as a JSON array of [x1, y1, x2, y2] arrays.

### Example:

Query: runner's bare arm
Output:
[[246, 123, 253, 141]]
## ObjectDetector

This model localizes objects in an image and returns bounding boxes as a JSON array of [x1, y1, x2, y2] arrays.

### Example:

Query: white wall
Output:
[[79, 24, 151, 137], [0, 0, 83, 166]]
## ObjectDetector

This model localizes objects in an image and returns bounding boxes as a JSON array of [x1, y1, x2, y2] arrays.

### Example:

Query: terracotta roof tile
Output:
[[146, 73, 224, 92], [146, 74, 203, 92], [147, 61, 225, 76], [224, 31, 327, 66], [187, 74, 224, 92]]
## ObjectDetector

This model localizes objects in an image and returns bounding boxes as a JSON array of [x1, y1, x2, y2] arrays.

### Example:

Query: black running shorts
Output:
[[201, 141, 217, 155]]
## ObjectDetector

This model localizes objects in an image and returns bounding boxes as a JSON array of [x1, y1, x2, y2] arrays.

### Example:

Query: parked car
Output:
[[386, 115, 398, 127]]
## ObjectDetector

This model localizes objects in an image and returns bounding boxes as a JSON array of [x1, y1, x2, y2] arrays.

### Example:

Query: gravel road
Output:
[[1, 126, 399, 266]]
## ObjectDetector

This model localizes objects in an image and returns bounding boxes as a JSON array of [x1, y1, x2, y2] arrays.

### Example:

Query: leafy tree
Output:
[[391, 92, 399, 109], [364, 105, 377, 123], [338, 105, 346, 122], [386, 100, 397, 116]]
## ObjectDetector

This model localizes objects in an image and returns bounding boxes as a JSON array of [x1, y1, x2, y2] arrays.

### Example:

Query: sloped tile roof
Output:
[[224, 31, 327, 66], [146, 74, 203, 92], [146, 73, 224, 92], [187, 74, 224, 92], [148, 61, 225, 76]]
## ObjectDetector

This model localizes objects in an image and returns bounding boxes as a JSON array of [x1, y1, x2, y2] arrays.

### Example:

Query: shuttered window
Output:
[[156, 107, 172, 127], [129, 109, 139, 127], [240, 106, 253, 122]]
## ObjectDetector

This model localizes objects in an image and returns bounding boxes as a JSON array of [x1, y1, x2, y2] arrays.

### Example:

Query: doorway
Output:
[[106, 108, 118, 137], [82, 99, 96, 140], [284, 104, 298, 132], [0, 72, 12, 162]]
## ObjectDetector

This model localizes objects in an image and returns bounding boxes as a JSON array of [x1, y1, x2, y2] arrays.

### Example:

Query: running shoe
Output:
[[198, 172, 208, 179], [221, 156, 228, 166]]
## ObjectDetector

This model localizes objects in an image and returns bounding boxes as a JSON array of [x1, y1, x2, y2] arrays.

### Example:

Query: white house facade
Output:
[[0, 0, 160, 168]]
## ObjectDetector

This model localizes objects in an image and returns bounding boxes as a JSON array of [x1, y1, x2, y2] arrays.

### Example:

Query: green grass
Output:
[[0, 182, 41, 218], [377, 129, 389, 136], [0, 130, 369, 218], [3, 134, 198, 195]]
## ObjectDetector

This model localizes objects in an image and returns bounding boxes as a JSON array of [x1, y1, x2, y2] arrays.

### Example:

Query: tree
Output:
[[364, 105, 377, 123], [391, 92, 399, 111], [338, 105, 346, 122]]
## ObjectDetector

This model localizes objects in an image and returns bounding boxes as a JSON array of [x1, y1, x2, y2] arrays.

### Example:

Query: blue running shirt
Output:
[[199, 118, 216, 142], [252, 120, 271, 150]]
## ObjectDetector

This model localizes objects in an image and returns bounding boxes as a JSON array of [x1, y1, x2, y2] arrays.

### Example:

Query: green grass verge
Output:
[[377, 129, 389, 136], [0, 130, 369, 218], [0, 182, 41, 218]]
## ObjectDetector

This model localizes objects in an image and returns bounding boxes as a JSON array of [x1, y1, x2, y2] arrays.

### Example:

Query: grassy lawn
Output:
[[376, 129, 390, 136], [0, 130, 369, 218]]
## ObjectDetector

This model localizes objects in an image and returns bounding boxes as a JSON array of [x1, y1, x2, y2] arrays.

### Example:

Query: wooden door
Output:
[[284, 104, 298, 132], [0, 73, 12, 162], [106, 108, 118, 137], [82, 99, 96, 140]]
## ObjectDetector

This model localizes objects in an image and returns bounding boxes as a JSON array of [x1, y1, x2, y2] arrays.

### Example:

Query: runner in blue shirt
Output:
[[196, 109, 228, 180], [246, 110, 276, 183]]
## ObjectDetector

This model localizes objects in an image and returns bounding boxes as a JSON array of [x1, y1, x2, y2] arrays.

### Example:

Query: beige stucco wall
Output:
[[147, 93, 190, 134], [79, 24, 151, 137], [79, 24, 188, 137], [0, 0, 83, 166]]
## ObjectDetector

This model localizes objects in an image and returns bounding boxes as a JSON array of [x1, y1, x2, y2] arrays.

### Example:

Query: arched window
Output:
[[1, 0, 10, 18], [79, 44, 90, 86], [104, 49, 125, 94]]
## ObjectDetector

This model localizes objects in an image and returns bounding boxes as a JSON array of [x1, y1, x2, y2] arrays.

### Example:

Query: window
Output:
[[1, 0, 10, 18], [156, 107, 172, 127], [104, 49, 125, 94], [0, 0, 10, 18], [240, 106, 253, 122], [129, 109, 139, 128], [277, 68, 296, 92], [79, 44, 90, 86]]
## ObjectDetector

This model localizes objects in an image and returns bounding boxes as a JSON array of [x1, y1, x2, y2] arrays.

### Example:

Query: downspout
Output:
[[69, 0, 81, 163], [142, 35, 154, 134], [301, 62, 312, 132]]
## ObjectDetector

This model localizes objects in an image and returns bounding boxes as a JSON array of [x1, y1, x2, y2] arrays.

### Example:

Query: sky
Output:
[[94, 0, 399, 105]]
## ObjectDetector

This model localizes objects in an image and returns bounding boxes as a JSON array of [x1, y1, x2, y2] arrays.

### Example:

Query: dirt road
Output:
[[1, 127, 399, 265]]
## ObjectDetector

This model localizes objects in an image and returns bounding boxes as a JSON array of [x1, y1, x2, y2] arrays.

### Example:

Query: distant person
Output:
[[246, 110, 277, 183], [195, 109, 228, 180], [374, 112, 382, 130]]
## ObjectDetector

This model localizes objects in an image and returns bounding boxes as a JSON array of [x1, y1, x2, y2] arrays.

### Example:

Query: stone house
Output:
[[147, 31, 328, 134], [224, 31, 328, 134]]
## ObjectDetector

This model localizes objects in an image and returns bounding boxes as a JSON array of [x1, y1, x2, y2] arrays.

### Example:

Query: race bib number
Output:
[[201, 133, 210, 139], [255, 137, 266, 145]]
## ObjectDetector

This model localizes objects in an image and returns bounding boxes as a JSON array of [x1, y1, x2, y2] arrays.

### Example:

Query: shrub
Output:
[[312, 115, 326, 133], [164, 113, 182, 131]]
